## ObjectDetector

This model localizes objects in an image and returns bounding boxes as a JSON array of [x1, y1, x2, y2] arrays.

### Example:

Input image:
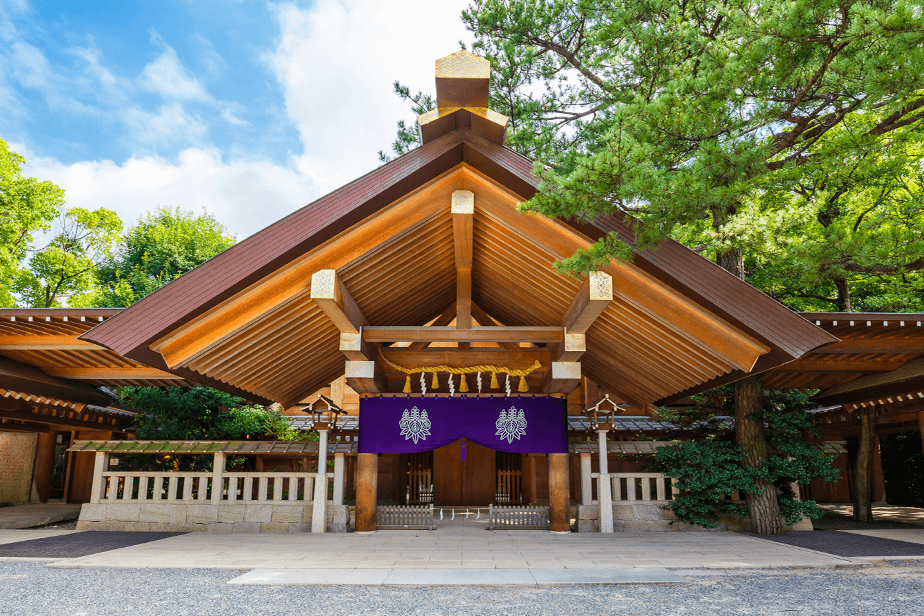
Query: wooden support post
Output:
[[853, 407, 876, 522], [211, 452, 225, 505], [355, 453, 378, 532], [452, 190, 474, 350], [456, 268, 472, 351], [597, 430, 613, 533], [549, 453, 570, 533], [541, 361, 582, 394], [580, 452, 592, 507], [89, 452, 109, 504], [345, 360, 386, 394], [312, 429, 329, 533], [333, 452, 345, 506]]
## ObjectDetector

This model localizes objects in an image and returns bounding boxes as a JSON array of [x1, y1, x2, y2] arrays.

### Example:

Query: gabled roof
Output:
[[82, 128, 835, 406]]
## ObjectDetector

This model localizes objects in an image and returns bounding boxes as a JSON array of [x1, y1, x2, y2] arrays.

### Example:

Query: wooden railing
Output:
[[487, 505, 549, 530], [496, 469, 521, 504], [377, 504, 434, 530], [407, 468, 433, 504], [100, 471, 329, 503]]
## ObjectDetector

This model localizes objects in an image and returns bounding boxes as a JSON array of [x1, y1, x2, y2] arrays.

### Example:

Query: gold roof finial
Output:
[[417, 50, 508, 146]]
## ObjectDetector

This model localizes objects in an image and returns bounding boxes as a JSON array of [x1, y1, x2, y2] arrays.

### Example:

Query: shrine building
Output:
[[2, 52, 922, 533]]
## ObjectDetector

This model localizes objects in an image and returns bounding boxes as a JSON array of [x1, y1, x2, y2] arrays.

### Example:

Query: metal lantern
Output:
[[585, 395, 628, 431]]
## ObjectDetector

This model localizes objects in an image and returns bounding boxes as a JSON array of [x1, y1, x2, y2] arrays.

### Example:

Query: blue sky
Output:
[[1, 0, 471, 238]]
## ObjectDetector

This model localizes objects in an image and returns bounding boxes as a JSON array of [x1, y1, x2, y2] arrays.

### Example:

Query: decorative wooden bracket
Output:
[[541, 361, 582, 394]]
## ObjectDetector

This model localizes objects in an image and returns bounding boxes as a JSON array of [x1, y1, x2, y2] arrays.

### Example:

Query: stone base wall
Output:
[[0, 433, 38, 505], [576, 502, 810, 532], [76, 502, 354, 533]]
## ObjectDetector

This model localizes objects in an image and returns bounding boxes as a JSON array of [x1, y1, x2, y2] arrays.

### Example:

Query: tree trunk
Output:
[[853, 407, 876, 522], [735, 375, 787, 534], [834, 277, 851, 312], [717, 246, 787, 534]]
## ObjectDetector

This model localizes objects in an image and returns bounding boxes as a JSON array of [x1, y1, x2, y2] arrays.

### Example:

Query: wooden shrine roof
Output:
[[80, 130, 833, 408], [0, 309, 198, 390]]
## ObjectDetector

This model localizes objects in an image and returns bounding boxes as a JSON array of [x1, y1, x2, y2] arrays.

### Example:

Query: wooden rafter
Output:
[[0, 336, 103, 350], [364, 326, 563, 344], [0, 403, 127, 432], [0, 418, 50, 433], [41, 367, 185, 380], [550, 271, 611, 362]]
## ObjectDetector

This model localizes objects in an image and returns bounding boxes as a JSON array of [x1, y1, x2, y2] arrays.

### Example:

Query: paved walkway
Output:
[[819, 504, 924, 527], [0, 503, 81, 529], [42, 530, 862, 571]]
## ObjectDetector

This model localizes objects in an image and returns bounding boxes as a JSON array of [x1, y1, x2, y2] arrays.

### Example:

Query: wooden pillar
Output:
[[355, 453, 378, 532], [32, 432, 57, 502], [333, 453, 345, 506], [311, 429, 329, 533], [853, 407, 876, 522], [548, 453, 570, 533], [580, 452, 592, 506], [597, 430, 613, 533], [871, 434, 886, 504]]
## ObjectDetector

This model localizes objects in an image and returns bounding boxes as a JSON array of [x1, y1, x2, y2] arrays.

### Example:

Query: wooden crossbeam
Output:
[[769, 360, 907, 373], [0, 406, 124, 432], [364, 326, 563, 344], [0, 418, 50, 433], [380, 348, 547, 368], [540, 361, 582, 394], [345, 360, 386, 393], [41, 367, 186, 380], [0, 336, 102, 351], [310, 269, 368, 335]]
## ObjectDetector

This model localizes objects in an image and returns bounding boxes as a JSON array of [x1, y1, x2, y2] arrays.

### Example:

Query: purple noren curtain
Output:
[[358, 396, 567, 454]]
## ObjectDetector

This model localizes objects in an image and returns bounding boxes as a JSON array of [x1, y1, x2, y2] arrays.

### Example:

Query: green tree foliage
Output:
[[13, 208, 123, 307], [0, 137, 65, 306], [653, 387, 839, 527], [93, 206, 234, 307]]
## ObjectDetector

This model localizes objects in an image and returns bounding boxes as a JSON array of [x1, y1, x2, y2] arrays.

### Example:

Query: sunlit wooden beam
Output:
[[469, 302, 520, 351], [345, 360, 386, 394], [540, 361, 582, 394], [310, 269, 368, 335], [364, 326, 563, 344], [41, 367, 185, 380], [561, 271, 612, 335], [0, 336, 102, 351]]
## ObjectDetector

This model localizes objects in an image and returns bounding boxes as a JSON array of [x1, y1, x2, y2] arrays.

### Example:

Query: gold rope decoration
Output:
[[380, 356, 543, 394]]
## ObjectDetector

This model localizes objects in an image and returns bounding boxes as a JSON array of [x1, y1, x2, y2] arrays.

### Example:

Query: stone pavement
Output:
[[42, 529, 862, 571], [0, 503, 81, 529], [819, 504, 924, 527]]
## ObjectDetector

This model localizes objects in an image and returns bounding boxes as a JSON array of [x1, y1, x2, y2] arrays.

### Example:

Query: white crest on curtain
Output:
[[495, 406, 527, 444], [399, 406, 431, 444]]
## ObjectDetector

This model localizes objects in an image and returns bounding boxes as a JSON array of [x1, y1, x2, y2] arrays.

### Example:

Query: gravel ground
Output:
[[2, 561, 924, 616]]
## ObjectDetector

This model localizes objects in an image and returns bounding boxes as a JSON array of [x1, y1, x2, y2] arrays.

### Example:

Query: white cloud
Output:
[[17, 142, 318, 239], [122, 103, 210, 147], [139, 40, 212, 102], [266, 0, 472, 194], [14, 0, 473, 239]]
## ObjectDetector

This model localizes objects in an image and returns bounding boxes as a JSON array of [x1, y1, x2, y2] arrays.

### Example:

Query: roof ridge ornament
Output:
[[418, 50, 508, 145]]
